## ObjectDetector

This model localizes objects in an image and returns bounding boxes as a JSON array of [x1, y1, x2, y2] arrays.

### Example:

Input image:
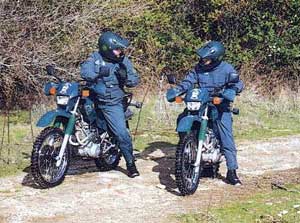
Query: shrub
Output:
[[0, 0, 299, 108]]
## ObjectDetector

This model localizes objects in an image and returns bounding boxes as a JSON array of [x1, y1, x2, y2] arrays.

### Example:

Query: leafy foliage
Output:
[[174, 0, 300, 90], [0, 0, 299, 108]]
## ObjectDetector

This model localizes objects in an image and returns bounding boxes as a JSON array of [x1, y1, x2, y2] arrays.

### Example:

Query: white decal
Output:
[[191, 89, 199, 99], [60, 83, 71, 94]]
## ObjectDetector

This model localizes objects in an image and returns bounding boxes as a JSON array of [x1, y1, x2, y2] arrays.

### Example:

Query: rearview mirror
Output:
[[46, 65, 55, 76], [166, 74, 176, 85]]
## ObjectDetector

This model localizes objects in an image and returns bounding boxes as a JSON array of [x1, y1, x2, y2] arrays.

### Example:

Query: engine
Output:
[[201, 129, 222, 164], [69, 119, 102, 158]]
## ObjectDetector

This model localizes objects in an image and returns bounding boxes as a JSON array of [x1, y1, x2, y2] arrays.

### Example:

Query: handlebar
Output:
[[231, 108, 239, 115], [130, 101, 143, 108], [123, 92, 143, 109]]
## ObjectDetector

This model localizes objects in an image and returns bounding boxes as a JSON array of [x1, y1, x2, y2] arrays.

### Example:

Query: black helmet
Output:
[[98, 31, 129, 63], [196, 41, 225, 70]]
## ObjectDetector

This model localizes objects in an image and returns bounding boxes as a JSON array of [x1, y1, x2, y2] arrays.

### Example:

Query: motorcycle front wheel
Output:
[[31, 127, 70, 188], [175, 132, 201, 196]]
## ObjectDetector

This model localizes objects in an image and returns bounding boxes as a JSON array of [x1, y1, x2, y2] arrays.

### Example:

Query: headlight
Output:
[[187, 102, 201, 111], [56, 96, 69, 105]]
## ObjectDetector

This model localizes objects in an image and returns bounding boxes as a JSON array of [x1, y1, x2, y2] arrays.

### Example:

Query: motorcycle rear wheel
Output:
[[95, 136, 121, 171], [175, 132, 201, 196], [31, 127, 70, 188]]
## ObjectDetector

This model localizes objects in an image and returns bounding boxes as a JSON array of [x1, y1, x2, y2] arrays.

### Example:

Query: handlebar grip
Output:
[[130, 101, 143, 108], [232, 108, 239, 115]]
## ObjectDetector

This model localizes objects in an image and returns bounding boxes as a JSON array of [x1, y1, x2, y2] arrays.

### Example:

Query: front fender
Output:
[[37, 109, 71, 127], [176, 115, 201, 132]]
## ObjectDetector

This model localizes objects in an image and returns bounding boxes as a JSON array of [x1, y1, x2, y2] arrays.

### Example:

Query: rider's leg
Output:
[[98, 103, 139, 177], [215, 111, 241, 185]]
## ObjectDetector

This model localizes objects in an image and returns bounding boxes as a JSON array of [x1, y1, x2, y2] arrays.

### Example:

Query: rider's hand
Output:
[[116, 63, 128, 80], [166, 87, 182, 102], [98, 66, 111, 77], [222, 88, 237, 102]]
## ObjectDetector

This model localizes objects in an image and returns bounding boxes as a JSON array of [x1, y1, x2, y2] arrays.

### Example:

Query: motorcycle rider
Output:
[[80, 31, 140, 178], [166, 41, 244, 185]]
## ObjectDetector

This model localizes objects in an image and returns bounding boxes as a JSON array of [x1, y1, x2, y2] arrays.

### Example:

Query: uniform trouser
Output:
[[177, 110, 238, 170], [97, 103, 134, 165], [214, 111, 238, 170]]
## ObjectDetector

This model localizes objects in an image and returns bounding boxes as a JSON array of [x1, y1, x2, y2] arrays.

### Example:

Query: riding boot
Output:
[[126, 162, 140, 178], [226, 169, 242, 185]]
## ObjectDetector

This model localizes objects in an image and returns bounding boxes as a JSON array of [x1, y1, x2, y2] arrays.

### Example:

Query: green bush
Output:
[[1, 0, 300, 108], [174, 0, 300, 86]]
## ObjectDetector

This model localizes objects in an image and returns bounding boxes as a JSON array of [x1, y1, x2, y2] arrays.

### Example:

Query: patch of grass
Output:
[[178, 184, 300, 223], [0, 143, 31, 178], [234, 91, 300, 140], [0, 162, 28, 178], [130, 96, 181, 151], [0, 111, 35, 177], [0, 110, 35, 143], [130, 90, 300, 149]]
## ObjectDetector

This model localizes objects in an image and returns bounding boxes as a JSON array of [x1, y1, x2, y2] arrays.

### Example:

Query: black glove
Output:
[[116, 63, 128, 81], [98, 66, 111, 78]]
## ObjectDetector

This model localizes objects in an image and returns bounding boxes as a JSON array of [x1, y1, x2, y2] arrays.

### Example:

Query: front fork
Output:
[[194, 107, 208, 172], [55, 98, 80, 167]]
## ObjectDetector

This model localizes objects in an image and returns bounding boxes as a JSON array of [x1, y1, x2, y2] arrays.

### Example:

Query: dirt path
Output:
[[0, 136, 300, 223]]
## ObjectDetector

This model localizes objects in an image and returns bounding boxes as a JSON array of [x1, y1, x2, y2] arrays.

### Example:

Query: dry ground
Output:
[[0, 136, 300, 223]]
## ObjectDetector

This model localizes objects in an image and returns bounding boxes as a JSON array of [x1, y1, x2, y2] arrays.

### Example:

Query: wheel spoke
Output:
[[37, 132, 67, 184], [179, 136, 201, 193]]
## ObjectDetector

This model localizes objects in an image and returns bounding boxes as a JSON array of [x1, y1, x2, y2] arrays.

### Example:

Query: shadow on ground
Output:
[[138, 141, 181, 195], [21, 157, 128, 189], [20, 140, 229, 193], [21, 140, 192, 193]]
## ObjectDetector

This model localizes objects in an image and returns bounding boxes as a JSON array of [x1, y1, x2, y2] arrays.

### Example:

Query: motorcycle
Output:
[[166, 74, 239, 196], [31, 65, 142, 188]]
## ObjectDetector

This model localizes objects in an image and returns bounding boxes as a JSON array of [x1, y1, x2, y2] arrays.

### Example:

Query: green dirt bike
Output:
[[167, 75, 239, 196], [31, 65, 141, 188]]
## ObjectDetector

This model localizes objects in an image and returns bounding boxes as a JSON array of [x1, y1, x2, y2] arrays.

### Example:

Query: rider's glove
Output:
[[116, 63, 128, 81], [222, 88, 237, 102], [98, 66, 111, 78], [166, 87, 183, 102]]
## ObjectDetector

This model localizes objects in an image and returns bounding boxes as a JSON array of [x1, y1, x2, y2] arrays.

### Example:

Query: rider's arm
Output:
[[166, 69, 198, 102], [80, 52, 99, 81], [231, 79, 244, 93], [121, 57, 140, 87], [222, 64, 245, 102], [225, 64, 244, 93], [177, 69, 199, 92]]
